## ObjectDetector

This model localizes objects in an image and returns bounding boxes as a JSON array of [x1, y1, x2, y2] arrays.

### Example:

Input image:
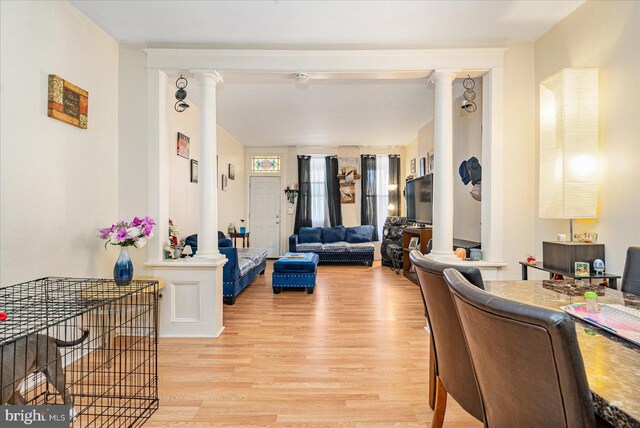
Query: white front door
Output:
[[249, 176, 281, 257]]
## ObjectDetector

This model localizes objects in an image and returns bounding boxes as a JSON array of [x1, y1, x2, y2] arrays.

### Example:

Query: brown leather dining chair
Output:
[[409, 251, 484, 428], [621, 246, 640, 295], [444, 268, 604, 428]]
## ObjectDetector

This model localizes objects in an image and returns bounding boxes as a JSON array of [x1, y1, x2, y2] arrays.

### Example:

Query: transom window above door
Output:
[[251, 156, 281, 173]]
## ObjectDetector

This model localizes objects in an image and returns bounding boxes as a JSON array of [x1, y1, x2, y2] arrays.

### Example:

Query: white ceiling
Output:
[[71, 0, 583, 47], [213, 75, 433, 147], [71, 0, 583, 147]]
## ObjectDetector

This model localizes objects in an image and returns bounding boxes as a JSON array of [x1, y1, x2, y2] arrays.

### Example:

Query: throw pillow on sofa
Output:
[[345, 225, 375, 243], [322, 225, 346, 243], [299, 227, 323, 243]]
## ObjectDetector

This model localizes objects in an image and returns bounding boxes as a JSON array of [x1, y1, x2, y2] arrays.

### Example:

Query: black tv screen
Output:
[[406, 174, 433, 225]]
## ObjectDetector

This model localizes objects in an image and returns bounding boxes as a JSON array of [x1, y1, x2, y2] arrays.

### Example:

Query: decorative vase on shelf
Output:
[[113, 246, 133, 286]]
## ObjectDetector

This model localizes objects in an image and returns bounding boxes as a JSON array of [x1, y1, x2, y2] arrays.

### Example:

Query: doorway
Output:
[[249, 176, 281, 257]]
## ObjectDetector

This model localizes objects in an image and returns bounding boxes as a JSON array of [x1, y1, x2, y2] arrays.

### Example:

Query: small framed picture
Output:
[[221, 174, 228, 191], [410, 158, 416, 174], [228, 164, 235, 180], [420, 157, 426, 176], [575, 262, 590, 277], [408, 237, 420, 250], [190, 159, 198, 183], [177, 132, 190, 159], [427, 151, 434, 173]]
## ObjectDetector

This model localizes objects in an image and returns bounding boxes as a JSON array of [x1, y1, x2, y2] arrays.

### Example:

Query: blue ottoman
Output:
[[272, 252, 319, 294]]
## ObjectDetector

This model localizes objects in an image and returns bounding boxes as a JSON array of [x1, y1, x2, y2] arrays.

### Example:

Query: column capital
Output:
[[190, 69, 223, 86], [430, 69, 459, 85]]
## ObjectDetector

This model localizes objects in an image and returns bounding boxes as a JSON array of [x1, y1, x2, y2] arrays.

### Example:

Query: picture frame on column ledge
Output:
[[221, 174, 228, 191], [410, 158, 416, 174], [228, 164, 235, 180], [420, 157, 426, 176], [427, 150, 434, 173]]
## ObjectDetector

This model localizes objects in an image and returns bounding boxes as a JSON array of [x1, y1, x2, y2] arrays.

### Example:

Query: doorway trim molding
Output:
[[144, 47, 507, 265]]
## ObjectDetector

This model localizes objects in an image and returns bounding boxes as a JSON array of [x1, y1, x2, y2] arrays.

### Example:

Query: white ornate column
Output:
[[429, 70, 459, 261], [191, 70, 224, 261]]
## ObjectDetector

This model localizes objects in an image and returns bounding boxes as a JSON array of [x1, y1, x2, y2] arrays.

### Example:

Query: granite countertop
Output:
[[486, 280, 640, 428]]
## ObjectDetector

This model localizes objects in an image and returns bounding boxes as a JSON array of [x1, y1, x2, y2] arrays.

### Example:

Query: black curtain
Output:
[[361, 154, 379, 241], [294, 155, 312, 234], [325, 156, 343, 227], [389, 154, 401, 217]]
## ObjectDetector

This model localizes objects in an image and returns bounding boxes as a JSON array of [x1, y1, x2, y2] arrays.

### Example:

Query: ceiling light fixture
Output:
[[294, 72, 310, 86]]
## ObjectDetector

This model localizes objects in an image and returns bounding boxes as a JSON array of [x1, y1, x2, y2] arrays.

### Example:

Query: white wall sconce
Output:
[[539, 68, 599, 239]]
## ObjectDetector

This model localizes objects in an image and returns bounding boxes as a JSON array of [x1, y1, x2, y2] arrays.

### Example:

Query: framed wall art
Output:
[[190, 159, 198, 183], [177, 132, 190, 158], [47, 74, 88, 129]]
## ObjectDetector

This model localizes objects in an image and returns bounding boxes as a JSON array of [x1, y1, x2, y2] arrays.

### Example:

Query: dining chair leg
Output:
[[431, 376, 447, 428], [428, 335, 436, 410]]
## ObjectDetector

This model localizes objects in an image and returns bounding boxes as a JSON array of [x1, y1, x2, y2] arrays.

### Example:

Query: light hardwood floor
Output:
[[146, 261, 482, 427]]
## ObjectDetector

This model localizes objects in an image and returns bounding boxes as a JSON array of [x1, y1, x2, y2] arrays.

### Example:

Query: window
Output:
[[251, 156, 281, 173], [309, 157, 329, 227], [374, 155, 390, 240]]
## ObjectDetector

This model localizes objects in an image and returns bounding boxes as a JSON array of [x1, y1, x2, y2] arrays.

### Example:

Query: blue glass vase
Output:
[[113, 246, 133, 286]]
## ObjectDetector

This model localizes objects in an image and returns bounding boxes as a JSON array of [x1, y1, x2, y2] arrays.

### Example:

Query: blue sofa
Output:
[[185, 234, 268, 305], [289, 225, 375, 266]]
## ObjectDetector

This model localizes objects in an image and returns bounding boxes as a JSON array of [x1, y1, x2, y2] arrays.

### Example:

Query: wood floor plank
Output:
[[147, 262, 482, 427]]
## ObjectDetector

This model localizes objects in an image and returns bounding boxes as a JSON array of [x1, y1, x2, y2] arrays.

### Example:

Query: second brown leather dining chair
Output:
[[444, 268, 603, 428], [409, 250, 484, 428]]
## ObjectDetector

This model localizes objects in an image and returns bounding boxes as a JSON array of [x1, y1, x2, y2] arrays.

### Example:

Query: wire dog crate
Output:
[[0, 277, 159, 427]]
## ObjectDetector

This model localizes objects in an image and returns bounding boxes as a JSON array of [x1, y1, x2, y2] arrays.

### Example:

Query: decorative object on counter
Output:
[[182, 245, 193, 258], [239, 219, 246, 234], [454, 247, 467, 259], [527, 255, 537, 265], [410, 158, 416, 174], [461, 75, 477, 113], [574, 232, 598, 243], [284, 184, 299, 204], [419, 157, 426, 176], [470, 248, 482, 261], [174, 74, 189, 112], [190, 159, 198, 183], [228, 163, 235, 180], [99, 216, 155, 285], [48, 74, 88, 129], [177, 132, 190, 158], [227, 223, 234, 234], [557, 233, 567, 242], [584, 291, 599, 312], [575, 262, 590, 277], [593, 259, 605, 275], [539, 68, 598, 241], [541, 279, 605, 297]]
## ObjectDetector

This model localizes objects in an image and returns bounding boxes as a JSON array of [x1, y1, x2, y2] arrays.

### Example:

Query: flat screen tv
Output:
[[406, 174, 433, 225]]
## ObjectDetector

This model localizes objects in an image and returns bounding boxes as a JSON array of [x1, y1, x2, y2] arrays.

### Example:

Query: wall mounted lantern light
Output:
[[539, 68, 599, 240], [174, 75, 189, 112], [461, 75, 477, 113], [284, 181, 299, 204]]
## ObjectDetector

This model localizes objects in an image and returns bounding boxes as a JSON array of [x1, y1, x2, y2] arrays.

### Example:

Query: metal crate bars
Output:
[[0, 277, 159, 427]]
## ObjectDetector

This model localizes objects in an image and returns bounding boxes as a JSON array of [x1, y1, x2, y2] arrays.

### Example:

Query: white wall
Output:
[[534, 0, 640, 278], [167, 86, 200, 238], [0, 1, 119, 286], [218, 127, 246, 232], [452, 79, 482, 242]]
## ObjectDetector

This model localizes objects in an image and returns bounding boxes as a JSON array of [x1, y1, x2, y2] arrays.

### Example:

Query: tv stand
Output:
[[402, 226, 433, 286]]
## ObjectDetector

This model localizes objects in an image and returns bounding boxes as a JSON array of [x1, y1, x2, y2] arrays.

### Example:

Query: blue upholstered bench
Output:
[[272, 252, 319, 295]]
